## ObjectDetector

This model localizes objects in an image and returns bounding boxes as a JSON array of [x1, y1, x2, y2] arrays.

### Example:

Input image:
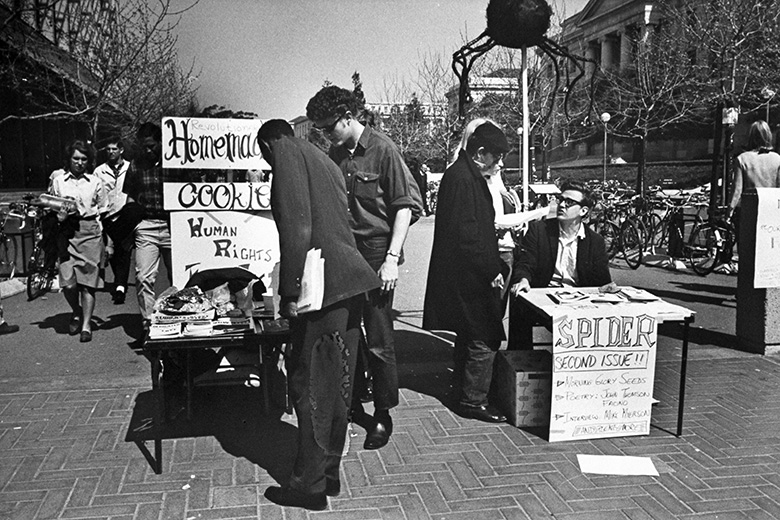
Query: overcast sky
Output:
[[171, 0, 590, 120]]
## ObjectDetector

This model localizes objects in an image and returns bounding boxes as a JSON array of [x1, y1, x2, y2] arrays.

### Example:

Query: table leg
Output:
[[676, 318, 691, 437], [151, 351, 163, 474], [186, 350, 193, 421]]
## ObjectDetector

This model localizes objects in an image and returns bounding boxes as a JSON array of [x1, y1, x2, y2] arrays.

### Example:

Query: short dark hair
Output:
[[465, 122, 510, 156], [103, 136, 123, 148], [306, 86, 359, 121], [257, 119, 294, 142], [559, 179, 594, 208], [136, 122, 161, 142]]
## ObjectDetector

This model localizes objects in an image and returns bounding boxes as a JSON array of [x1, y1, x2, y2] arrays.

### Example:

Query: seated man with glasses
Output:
[[507, 180, 612, 350]]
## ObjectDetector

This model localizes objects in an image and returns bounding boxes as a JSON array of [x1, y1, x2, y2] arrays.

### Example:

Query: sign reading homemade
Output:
[[161, 117, 267, 170], [549, 304, 658, 442]]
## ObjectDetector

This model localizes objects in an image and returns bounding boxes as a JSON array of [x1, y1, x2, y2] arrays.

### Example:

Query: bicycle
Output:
[[0, 202, 28, 279], [686, 206, 736, 276], [590, 192, 644, 269], [21, 196, 59, 300]]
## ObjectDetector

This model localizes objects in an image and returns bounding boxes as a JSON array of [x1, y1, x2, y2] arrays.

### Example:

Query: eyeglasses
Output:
[[555, 195, 583, 207], [316, 116, 343, 134]]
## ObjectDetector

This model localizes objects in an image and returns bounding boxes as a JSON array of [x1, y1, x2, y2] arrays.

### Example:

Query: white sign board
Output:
[[169, 210, 279, 290], [549, 304, 657, 442], [163, 182, 271, 212], [754, 187, 780, 289], [162, 117, 269, 170]]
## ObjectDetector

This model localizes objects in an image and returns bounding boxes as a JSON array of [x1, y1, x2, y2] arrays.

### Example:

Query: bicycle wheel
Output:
[[594, 220, 620, 259], [0, 234, 17, 278], [687, 224, 721, 276], [643, 212, 663, 253], [620, 220, 643, 269]]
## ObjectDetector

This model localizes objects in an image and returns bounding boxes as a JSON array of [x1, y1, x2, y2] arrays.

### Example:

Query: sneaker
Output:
[[0, 322, 19, 335]]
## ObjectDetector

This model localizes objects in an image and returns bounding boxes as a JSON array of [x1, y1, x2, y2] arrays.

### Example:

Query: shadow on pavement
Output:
[[125, 385, 297, 483], [395, 328, 456, 407]]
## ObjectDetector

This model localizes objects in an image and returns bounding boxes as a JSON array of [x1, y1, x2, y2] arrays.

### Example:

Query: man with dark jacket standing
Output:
[[508, 180, 612, 349], [306, 86, 423, 450], [257, 120, 380, 511], [423, 121, 510, 424]]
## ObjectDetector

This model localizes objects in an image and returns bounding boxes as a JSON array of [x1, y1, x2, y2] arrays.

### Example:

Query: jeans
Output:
[[353, 236, 399, 411], [134, 219, 172, 320], [453, 336, 501, 408], [287, 297, 362, 494]]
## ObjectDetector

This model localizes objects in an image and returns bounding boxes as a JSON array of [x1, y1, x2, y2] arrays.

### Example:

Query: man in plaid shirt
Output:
[[123, 122, 193, 333]]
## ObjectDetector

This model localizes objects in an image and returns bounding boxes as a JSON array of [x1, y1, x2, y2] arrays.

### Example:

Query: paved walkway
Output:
[[3, 217, 779, 519]]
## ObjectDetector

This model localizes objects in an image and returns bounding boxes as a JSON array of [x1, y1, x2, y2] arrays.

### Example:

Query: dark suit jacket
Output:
[[511, 218, 611, 288], [269, 135, 380, 309], [423, 151, 507, 341]]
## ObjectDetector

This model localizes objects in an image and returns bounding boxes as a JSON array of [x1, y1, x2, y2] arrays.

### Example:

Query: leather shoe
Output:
[[68, 314, 81, 335], [0, 322, 19, 335], [364, 414, 392, 450], [79, 330, 92, 343], [325, 478, 340, 497], [112, 289, 126, 304], [264, 486, 327, 511], [457, 404, 507, 423]]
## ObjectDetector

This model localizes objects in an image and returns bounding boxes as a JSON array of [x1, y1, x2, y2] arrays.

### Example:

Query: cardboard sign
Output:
[[754, 188, 780, 288], [162, 117, 270, 170], [549, 304, 657, 442], [163, 182, 271, 212], [169, 210, 279, 290]]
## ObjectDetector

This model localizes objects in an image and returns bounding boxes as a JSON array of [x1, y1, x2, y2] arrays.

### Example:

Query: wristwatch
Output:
[[386, 249, 401, 259]]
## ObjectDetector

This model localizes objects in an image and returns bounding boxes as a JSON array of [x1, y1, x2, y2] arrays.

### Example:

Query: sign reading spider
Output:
[[452, 0, 592, 121]]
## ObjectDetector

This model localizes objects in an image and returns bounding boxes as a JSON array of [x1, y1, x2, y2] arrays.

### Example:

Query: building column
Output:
[[600, 35, 616, 70], [585, 42, 598, 77], [619, 30, 632, 70]]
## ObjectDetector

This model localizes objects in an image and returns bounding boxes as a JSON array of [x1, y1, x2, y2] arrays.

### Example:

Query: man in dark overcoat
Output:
[[257, 120, 380, 511], [423, 121, 510, 423]]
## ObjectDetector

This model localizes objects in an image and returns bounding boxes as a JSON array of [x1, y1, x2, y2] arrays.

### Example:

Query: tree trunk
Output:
[[636, 136, 646, 195], [709, 101, 723, 222]]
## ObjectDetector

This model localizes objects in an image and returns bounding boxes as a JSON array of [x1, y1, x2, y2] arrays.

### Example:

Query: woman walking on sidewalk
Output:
[[48, 140, 107, 343]]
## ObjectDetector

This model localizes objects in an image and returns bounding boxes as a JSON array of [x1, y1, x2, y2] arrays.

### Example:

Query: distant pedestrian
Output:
[[307, 85, 423, 451], [423, 120, 510, 423], [727, 120, 780, 225], [257, 120, 380, 511], [0, 284, 19, 335], [94, 137, 131, 304], [49, 139, 107, 343]]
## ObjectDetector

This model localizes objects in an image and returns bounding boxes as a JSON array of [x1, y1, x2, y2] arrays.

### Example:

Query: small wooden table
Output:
[[139, 322, 290, 473], [514, 287, 695, 437]]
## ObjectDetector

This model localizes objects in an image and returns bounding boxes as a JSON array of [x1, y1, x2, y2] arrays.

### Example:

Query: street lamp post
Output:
[[600, 112, 611, 184]]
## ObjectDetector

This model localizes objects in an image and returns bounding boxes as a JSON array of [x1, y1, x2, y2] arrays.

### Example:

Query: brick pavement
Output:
[[2, 335, 780, 519]]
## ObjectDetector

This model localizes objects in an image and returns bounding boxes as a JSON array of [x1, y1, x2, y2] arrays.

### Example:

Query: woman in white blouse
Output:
[[48, 140, 107, 342]]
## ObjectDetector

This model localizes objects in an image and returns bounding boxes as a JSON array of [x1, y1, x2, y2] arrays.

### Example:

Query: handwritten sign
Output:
[[162, 117, 270, 170], [754, 188, 780, 288], [549, 304, 657, 442], [169, 211, 279, 289], [164, 182, 271, 212]]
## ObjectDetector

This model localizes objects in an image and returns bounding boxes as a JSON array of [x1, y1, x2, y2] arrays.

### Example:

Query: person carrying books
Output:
[[256, 120, 380, 511], [508, 180, 612, 349]]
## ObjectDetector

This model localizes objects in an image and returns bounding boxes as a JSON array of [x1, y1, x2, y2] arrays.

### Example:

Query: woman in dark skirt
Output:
[[48, 140, 107, 342]]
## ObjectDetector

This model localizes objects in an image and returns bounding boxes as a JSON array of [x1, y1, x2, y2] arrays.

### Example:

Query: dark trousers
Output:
[[353, 236, 399, 411], [287, 297, 362, 494], [104, 232, 132, 288], [453, 335, 501, 407], [507, 296, 534, 350]]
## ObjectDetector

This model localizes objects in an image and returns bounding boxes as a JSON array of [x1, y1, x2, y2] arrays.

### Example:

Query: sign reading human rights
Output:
[[162, 117, 268, 170], [169, 210, 279, 290], [549, 304, 657, 442], [754, 188, 780, 288], [163, 182, 271, 212]]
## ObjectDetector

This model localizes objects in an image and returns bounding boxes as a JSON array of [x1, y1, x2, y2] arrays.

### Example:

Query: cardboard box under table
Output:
[[492, 350, 552, 428]]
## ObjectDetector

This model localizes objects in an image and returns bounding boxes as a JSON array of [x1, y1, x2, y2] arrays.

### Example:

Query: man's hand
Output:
[[378, 257, 399, 294], [510, 278, 531, 297], [491, 274, 504, 290], [280, 297, 298, 319]]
